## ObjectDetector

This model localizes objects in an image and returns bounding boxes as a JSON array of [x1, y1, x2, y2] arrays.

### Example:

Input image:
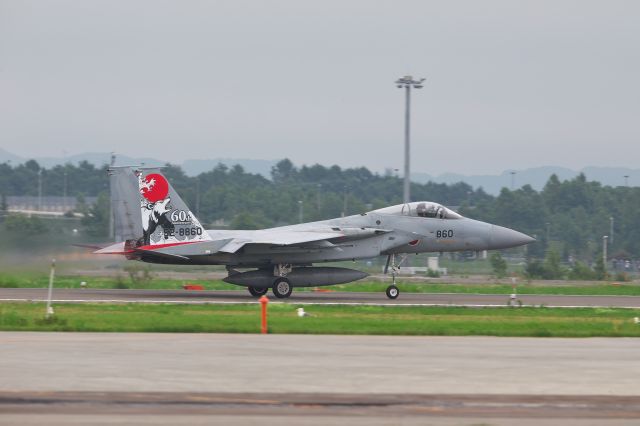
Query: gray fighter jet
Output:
[[96, 167, 534, 299]]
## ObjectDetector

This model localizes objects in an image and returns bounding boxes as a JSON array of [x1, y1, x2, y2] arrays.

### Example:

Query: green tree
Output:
[[271, 159, 297, 183], [3, 214, 48, 235], [524, 259, 546, 279], [490, 252, 508, 278], [593, 256, 608, 281], [2, 158, 640, 260], [230, 212, 268, 230], [524, 250, 565, 280], [567, 261, 596, 281], [75, 194, 88, 216], [81, 192, 110, 237], [543, 250, 565, 280]]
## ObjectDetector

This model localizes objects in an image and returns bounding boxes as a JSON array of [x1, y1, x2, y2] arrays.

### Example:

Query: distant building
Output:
[[6, 196, 97, 213]]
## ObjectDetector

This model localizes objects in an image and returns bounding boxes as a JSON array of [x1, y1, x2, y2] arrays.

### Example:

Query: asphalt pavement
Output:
[[3, 288, 640, 423], [1, 333, 640, 425]]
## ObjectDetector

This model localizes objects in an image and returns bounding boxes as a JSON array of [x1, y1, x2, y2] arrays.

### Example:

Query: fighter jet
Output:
[[96, 167, 534, 299]]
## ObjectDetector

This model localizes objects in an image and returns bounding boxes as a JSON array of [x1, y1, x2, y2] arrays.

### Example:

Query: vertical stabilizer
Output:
[[134, 168, 211, 246], [109, 167, 143, 242]]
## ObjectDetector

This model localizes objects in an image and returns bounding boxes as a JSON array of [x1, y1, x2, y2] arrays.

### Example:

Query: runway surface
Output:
[[1, 333, 639, 425], [2, 287, 640, 308], [2, 392, 640, 425]]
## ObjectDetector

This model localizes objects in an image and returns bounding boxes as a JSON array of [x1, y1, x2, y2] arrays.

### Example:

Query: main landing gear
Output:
[[272, 277, 293, 298], [272, 264, 293, 298], [247, 264, 294, 299], [248, 287, 268, 297], [247, 277, 292, 298], [384, 253, 408, 300]]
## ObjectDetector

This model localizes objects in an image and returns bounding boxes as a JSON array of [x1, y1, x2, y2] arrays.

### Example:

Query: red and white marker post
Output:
[[259, 295, 269, 334]]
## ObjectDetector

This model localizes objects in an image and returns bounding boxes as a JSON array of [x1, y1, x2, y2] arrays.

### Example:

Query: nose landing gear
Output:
[[386, 284, 399, 299], [384, 253, 408, 299]]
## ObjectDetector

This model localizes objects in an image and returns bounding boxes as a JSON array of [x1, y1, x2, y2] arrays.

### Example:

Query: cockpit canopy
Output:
[[372, 202, 463, 219]]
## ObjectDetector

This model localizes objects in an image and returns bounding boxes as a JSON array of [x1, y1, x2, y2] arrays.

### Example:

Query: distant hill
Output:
[[0, 148, 277, 178], [182, 158, 278, 177], [0, 148, 165, 170], [0, 147, 637, 194], [0, 147, 24, 165], [413, 167, 638, 194]]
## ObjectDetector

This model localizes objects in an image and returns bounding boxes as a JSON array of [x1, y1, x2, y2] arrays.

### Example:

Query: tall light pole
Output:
[[37, 169, 42, 211], [62, 150, 68, 208], [298, 200, 303, 223], [316, 184, 322, 213], [342, 186, 348, 218], [195, 176, 201, 217], [108, 152, 116, 240], [603, 235, 608, 272], [609, 216, 614, 245], [396, 75, 425, 204], [624, 175, 629, 187], [510, 171, 516, 190], [546, 222, 550, 241], [63, 171, 67, 206]]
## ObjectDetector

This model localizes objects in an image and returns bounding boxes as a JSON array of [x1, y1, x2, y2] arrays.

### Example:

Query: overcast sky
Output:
[[1, 0, 639, 175]]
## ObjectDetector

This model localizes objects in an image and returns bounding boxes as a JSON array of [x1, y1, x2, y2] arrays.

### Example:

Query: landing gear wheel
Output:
[[248, 287, 268, 297], [272, 277, 293, 299], [386, 285, 399, 299]]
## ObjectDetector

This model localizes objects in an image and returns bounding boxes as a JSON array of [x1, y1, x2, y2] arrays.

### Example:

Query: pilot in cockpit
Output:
[[416, 203, 444, 219], [416, 203, 428, 217]]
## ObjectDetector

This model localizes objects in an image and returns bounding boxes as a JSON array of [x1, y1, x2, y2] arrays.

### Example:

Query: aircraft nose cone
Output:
[[490, 225, 536, 249]]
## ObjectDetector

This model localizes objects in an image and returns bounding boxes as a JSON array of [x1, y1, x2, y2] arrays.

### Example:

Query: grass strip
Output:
[[1, 302, 639, 337], [2, 273, 640, 296], [328, 282, 640, 296]]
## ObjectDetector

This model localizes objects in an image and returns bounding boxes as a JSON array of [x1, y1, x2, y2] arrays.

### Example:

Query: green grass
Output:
[[1, 302, 640, 337], [332, 282, 640, 296], [2, 272, 640, 296], [0, 273, 237, 291]]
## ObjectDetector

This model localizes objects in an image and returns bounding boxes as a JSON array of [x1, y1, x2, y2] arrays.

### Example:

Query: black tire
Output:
[[248, 287, 268, 297], [272, 277, 293, 298], [386, 285, 399, 299]]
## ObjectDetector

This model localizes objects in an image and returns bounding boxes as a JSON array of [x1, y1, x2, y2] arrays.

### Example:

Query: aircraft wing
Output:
[[217, 231, 344, 253], [216, 226, 393, 253], [93, 227, 390, 258]]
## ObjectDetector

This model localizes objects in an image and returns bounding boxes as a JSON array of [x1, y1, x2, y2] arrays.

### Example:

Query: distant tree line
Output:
[[1, 159, 638, 260], [461, 173, 640, 261], [0, 159, 109, 197]]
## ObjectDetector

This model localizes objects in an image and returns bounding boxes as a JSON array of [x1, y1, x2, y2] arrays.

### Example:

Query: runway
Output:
[[2, 392, 640, 425], [1, 333, 639, 425], [2, 287, 640, 308]]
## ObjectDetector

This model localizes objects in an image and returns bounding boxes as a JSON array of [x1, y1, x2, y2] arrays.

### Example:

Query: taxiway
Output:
[[1, 287, 640, 308]]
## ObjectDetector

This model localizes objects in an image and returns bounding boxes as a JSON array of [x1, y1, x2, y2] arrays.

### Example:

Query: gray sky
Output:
[[1, 0, 639, 175]]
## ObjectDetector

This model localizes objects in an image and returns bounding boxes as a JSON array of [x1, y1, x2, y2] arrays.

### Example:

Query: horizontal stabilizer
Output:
[[135, 249, 190, 261], [93, 242, 133, 255], [74, 243, 110, 250]]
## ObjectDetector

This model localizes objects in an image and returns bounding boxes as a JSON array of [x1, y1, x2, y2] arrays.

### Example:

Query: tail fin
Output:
[[109, 167, 211, 247], [109, 167, 143, 242]]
